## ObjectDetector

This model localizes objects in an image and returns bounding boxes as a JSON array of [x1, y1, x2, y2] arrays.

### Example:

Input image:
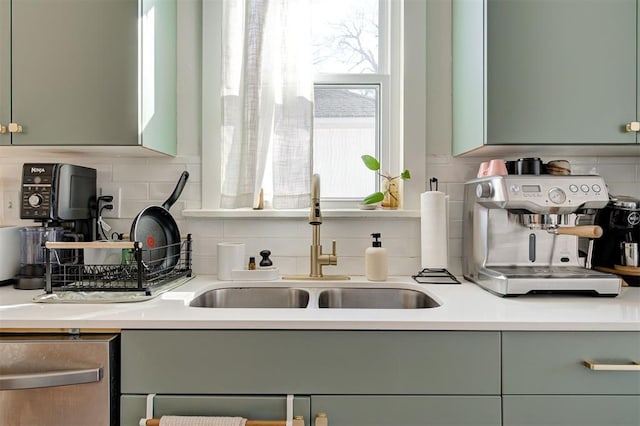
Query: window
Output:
[[311, 0, 387, 204], [313, 85, 379, 200], [201, 0, 405, 210]]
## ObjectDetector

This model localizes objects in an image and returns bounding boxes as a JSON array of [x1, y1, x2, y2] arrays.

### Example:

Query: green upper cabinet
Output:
[[453, 0, 639, 155], [1, 0, 176, 155]]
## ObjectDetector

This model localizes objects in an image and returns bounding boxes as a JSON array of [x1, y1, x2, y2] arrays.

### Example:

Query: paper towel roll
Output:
[[217, 242, 245, 280], [420, 191, 448, 269]]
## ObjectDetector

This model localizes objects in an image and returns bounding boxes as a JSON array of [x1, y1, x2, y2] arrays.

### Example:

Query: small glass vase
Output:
[[381, 178, 400, 209]]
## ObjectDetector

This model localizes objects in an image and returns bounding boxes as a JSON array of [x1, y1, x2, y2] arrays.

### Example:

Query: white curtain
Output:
[[221, 0, 313, 209]]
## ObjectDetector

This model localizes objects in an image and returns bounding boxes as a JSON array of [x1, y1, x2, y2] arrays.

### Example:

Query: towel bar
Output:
[[145, 419, 305, 426], [139, 394, 306, 426]]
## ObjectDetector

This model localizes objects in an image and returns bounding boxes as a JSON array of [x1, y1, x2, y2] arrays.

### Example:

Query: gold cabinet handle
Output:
[[8, 122, 23, 133], [583, 360, 640, 371], [314, 412, 328, 426], [0, 124, 6, 134], [625, 122, 640, 132]]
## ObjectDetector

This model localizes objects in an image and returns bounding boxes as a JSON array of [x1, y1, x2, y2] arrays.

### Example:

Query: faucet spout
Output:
[[310, 174, 322, 225]]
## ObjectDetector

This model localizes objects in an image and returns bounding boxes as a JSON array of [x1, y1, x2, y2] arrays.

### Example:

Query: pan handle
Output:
[[162, 171, 190, 211]]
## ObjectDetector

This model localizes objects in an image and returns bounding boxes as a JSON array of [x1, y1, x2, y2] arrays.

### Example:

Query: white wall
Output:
[[0, 0, 638, 278]]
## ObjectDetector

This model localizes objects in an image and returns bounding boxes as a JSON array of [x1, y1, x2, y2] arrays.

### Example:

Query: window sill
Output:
[[182, 208, 420, 219]]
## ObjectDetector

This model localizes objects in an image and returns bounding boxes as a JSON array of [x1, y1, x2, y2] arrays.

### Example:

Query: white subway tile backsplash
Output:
[[241, 237, 309, 258], [449, 220, 464, 239], [223, 219, 307, 238], [425, 163, 478, 183], [185, 219, 224, 238], [99, 183, 149, 201], [607, 182, 640, 198], [112, 164, 189, 183], [1, 153, 639, 277], [270, 257, 298, 275], [321, 218, 420, 240], [448, 201, 464, 222], [597, 156, 640, 165], [191, 236, 222, 257], [591, 164, 636, 183], [192, 255, 217, 275]]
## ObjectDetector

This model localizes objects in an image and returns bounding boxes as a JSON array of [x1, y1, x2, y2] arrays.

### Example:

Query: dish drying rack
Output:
[[43, 234, 192, 296]]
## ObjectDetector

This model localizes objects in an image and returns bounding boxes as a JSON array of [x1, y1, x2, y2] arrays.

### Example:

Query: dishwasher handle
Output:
[[0, 367, 103, 390]]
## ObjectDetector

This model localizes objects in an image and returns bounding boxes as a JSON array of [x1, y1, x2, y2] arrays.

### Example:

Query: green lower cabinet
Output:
[[120, 395, 311, 426], [503, 395, 640, 426], [120, 330, 502, 425], [311, 395, 502, 426], [502, 332, 640, 426]]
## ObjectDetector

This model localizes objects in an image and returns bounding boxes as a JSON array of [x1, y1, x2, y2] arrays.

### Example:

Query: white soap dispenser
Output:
[[365, 233, 388, 281]]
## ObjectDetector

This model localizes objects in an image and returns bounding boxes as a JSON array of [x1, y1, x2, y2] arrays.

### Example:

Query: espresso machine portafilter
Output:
[[462, 175, 621, 296]]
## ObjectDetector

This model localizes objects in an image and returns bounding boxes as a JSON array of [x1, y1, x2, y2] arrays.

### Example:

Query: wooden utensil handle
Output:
[[45, 241, 141, 249], [555, 225, 603, 238]]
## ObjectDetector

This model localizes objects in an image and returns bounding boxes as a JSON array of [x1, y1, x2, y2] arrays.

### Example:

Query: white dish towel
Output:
[[159, 417, 247, 426]]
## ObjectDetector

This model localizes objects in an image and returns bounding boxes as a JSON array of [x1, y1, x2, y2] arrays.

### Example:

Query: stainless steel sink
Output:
[[189, 287, 310, 308], [318, 288, 440, 309]]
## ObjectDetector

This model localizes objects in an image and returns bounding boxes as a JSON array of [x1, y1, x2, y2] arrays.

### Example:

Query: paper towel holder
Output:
[[416, 177, 460, 284], [413, 268, 460, 284], [429, 177, 439, 191]]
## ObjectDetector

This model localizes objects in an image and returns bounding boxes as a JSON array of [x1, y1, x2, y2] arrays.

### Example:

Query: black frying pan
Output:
[[130, 171, 189, 275]]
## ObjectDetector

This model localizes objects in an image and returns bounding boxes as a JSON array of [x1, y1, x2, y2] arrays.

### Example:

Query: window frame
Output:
[[201, 0, 415, 211]]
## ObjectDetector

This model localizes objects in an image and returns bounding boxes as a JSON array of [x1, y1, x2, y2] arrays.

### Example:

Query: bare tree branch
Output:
[[312, 4, 378, 73]]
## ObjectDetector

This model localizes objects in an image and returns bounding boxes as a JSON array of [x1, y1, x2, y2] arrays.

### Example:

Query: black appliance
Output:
[[21, 163, 96, 221], [16, 163, 97, 289], [592, 195, 640, 286]]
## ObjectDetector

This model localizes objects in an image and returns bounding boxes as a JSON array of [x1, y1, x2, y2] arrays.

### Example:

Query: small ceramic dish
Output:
[[358, 202, 379, 210]]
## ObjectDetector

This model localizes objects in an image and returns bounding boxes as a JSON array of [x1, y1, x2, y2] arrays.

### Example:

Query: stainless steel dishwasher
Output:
[[0, 333, 119, 426]]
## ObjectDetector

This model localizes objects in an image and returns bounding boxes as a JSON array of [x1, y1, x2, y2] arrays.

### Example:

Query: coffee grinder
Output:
[[16, 163, 97, 289]]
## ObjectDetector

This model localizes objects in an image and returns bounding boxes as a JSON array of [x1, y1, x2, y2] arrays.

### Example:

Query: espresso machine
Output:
[[463, 175, 621, 296], [16, 163, 97, 289]]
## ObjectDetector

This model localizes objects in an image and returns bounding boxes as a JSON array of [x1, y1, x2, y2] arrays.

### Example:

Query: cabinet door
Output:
[[11, 0, 139, 146], [503, 395, 640, 426], [311, 396, 502, 426], [503, 331, 640, 395], [487, 0, 637, 144], [0, 0, 9, 145], [121, 395, 311, 426]]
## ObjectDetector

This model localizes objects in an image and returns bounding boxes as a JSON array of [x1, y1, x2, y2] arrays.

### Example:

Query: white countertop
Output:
[[1, 276, 639, 331]]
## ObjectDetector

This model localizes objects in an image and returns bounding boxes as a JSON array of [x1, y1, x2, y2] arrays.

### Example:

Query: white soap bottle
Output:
[[365, 233, 388, 281]]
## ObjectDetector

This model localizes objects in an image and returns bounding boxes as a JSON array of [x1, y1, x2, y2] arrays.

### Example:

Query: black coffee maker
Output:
[[16, 163, 97, 289], [591, 195, 640, 286]]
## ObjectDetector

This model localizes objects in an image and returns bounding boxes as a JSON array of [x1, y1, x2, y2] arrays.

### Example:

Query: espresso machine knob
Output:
[[28, 193, 44, 207], [476, 182, 493, 199]]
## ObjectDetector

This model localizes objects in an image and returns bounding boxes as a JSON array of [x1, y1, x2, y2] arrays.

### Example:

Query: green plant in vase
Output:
[[361, 154, 411, 209]]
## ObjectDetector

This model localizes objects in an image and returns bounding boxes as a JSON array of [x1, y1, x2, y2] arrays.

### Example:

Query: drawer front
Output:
[[122, 330, 500, 395], [312, 395, 502, 426], [503, 331, 640, 394], [121, 395, 310, 426], [503, 395, 640, 426]]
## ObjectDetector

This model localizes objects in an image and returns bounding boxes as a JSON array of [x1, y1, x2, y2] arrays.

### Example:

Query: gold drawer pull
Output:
[[8, 122, 23, 133], [583, 360, 640, 371], [626, 121, 640, 132]]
